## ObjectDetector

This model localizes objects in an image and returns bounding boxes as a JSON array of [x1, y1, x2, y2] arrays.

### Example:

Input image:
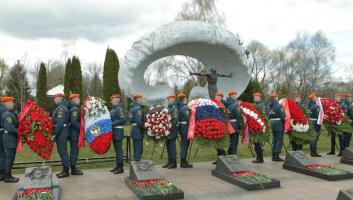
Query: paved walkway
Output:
[[1, 155, 353, 200]]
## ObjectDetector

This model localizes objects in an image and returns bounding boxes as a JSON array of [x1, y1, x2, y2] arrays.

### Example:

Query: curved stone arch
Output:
[[119, 21, 251, 103]]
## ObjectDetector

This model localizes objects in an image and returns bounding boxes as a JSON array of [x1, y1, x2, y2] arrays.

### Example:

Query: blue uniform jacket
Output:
[[129, 101, 144, 139], [110, 102, 126, 140]]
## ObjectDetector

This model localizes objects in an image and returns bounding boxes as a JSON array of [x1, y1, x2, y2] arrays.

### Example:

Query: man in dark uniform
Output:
[[163, 95, 179, 169], [52, 93, 71, 178], [129, 93, 144, 161], [1, 96, 19, 183], [110, 93, 126, 174], [0, 98, 7, 181], [267, 93, 285, 162], [307, 92, 322, 157], [252, 92, 265, 163], [225, 90, 242, 155], [177, 93, 193, 168], [212, 92, 227, 164], [344, 94, 353, 151], [327, 94, 344, 155], [292, 93, 305, 151], [337, 93, 348, 156], [67, 94, 83, 175]]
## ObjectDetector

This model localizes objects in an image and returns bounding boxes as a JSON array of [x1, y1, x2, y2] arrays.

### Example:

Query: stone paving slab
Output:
[[1, 155, 353, 200]]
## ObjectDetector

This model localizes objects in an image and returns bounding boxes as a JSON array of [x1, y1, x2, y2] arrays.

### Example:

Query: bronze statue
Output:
[[190, 68, 233, 99]]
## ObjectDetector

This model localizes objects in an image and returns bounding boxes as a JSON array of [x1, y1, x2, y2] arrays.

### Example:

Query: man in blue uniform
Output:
[[110, 93, 126, 174], [252, 92, 265, 163], [67, 94, 83, 175], [1, 96, 19, 183], [163, 95, 179, 169], [307, 92, 322, 157], [267, 93, 285, 162], [327, 94, 344, 155], [129, 93, 144, 161], [292, 93, 305, 151], [0, 98, 8, 181], [52, 93, 71, 178], [177, 93, 193, 168], [212, 92, 227, 164], [225, 90, 242, 155], [344, 94, 353, 151]]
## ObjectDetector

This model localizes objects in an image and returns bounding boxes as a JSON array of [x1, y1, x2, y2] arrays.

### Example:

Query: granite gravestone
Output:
[[341, 148, 353, 165], [337, 188, 353, 200], [283, 151, 315, 168], [215, 155, 249, 174], [129, 160, 161, 181]]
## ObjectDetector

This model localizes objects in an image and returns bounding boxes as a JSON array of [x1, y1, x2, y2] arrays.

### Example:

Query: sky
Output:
[[0, 0, 352, 80]]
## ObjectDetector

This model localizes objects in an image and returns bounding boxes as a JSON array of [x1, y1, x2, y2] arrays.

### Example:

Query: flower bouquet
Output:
[[232, 171, 272, 189], [280, 98, 317, 145], [16, 188, 54, 200], [305, 164, 348, 175], [132, 179, 174, 196], [18, 100, 55, 160], [188, 98, 228, 149], [319, 97, 353, 135], [239, 102, 270, 144], [79, 96, 112, 155], [144, 106, 171, 141]]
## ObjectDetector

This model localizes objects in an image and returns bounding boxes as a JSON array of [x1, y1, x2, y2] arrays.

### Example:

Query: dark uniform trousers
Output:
[[179, 123, 189, 160], [0, 129, 5, 171], [53, 104, 70, 168]]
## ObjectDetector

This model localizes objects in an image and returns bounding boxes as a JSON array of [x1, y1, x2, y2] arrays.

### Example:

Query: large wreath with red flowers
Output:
[[239, 102, 270, 144], [319, 97, 353, 134], [188, 98, 228, 149], [144, 105, 171, 141], [18, 100, 55, 160], [280, 98, 317, 145]]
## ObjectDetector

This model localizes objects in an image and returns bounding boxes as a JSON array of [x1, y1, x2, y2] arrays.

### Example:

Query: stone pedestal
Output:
[[337, 188, 353, 200], [341, 148, 353, 165]]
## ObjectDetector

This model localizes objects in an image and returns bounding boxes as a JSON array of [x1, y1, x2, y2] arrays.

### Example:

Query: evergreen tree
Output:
[[36, 62, 48, 109], [102, 48, 121, 104], [238, 79, 263, 103], [64, 58, 73, 96], [71, 56, 83, 97], [5, 60, 32, 110]]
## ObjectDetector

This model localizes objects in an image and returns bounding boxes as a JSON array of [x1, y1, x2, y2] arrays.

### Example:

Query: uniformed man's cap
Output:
[[215, 92, 224, 98], [228, 90, 237, 96], [54, 93, 65, 98], [178, 93, 186, 100], [335, 93, 343, 97], [133, 93, 143, 99], [167, 95, 176, 100], [308, 92, 316, 99], [1, 96, 14, 103], [110, 93, 121, 99], [253, 92, 262, 97], [69, 94, 80, 100], [346, 94, 352, 97], [270, 92, 278, 98]]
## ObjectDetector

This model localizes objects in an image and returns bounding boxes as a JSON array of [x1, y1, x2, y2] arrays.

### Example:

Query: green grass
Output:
[[13, 126, 334, 174]]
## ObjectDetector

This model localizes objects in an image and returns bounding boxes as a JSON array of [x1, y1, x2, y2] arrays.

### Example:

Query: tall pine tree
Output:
[[64, 58, 73, 96], [103, 48, 121, 104], [71, 56, 83, 97], [5, 60, 32, 110], [36, 62, 48, 109]]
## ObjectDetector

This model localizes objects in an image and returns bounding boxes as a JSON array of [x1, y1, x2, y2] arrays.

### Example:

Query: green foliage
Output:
[[103, 48, 121, 105], [36, 63, 49, 109], [63, 58, 72, 96], [4, 60, 32, 110], [64, 57, 83, 98], [288, 121, 318, 145], [238, 79, 263, 102]]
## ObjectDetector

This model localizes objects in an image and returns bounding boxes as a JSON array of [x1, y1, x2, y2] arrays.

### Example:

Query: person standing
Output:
[[307, 92, 322, 157], [163, 95, 179, 169], [212, 92, 227, 164], [327, 94, 344, 155], [110, 93, 126, 174], [0, 98, 7, 181], [177, 93, 193, 168], [344, 94, 353, 151], [252, 92, 265, 163], [52, 93, 71, 178], [267, 93, 285, 162], [129, 93, 144, 161], [225, 90, 242, 155], [67, 94, 83, 175], [292, 94, 305, 151], [1, 97, 19, 183]]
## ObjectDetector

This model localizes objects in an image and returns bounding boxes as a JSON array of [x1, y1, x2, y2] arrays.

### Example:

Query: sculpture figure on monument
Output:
[[190, 68, 233, 99]]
